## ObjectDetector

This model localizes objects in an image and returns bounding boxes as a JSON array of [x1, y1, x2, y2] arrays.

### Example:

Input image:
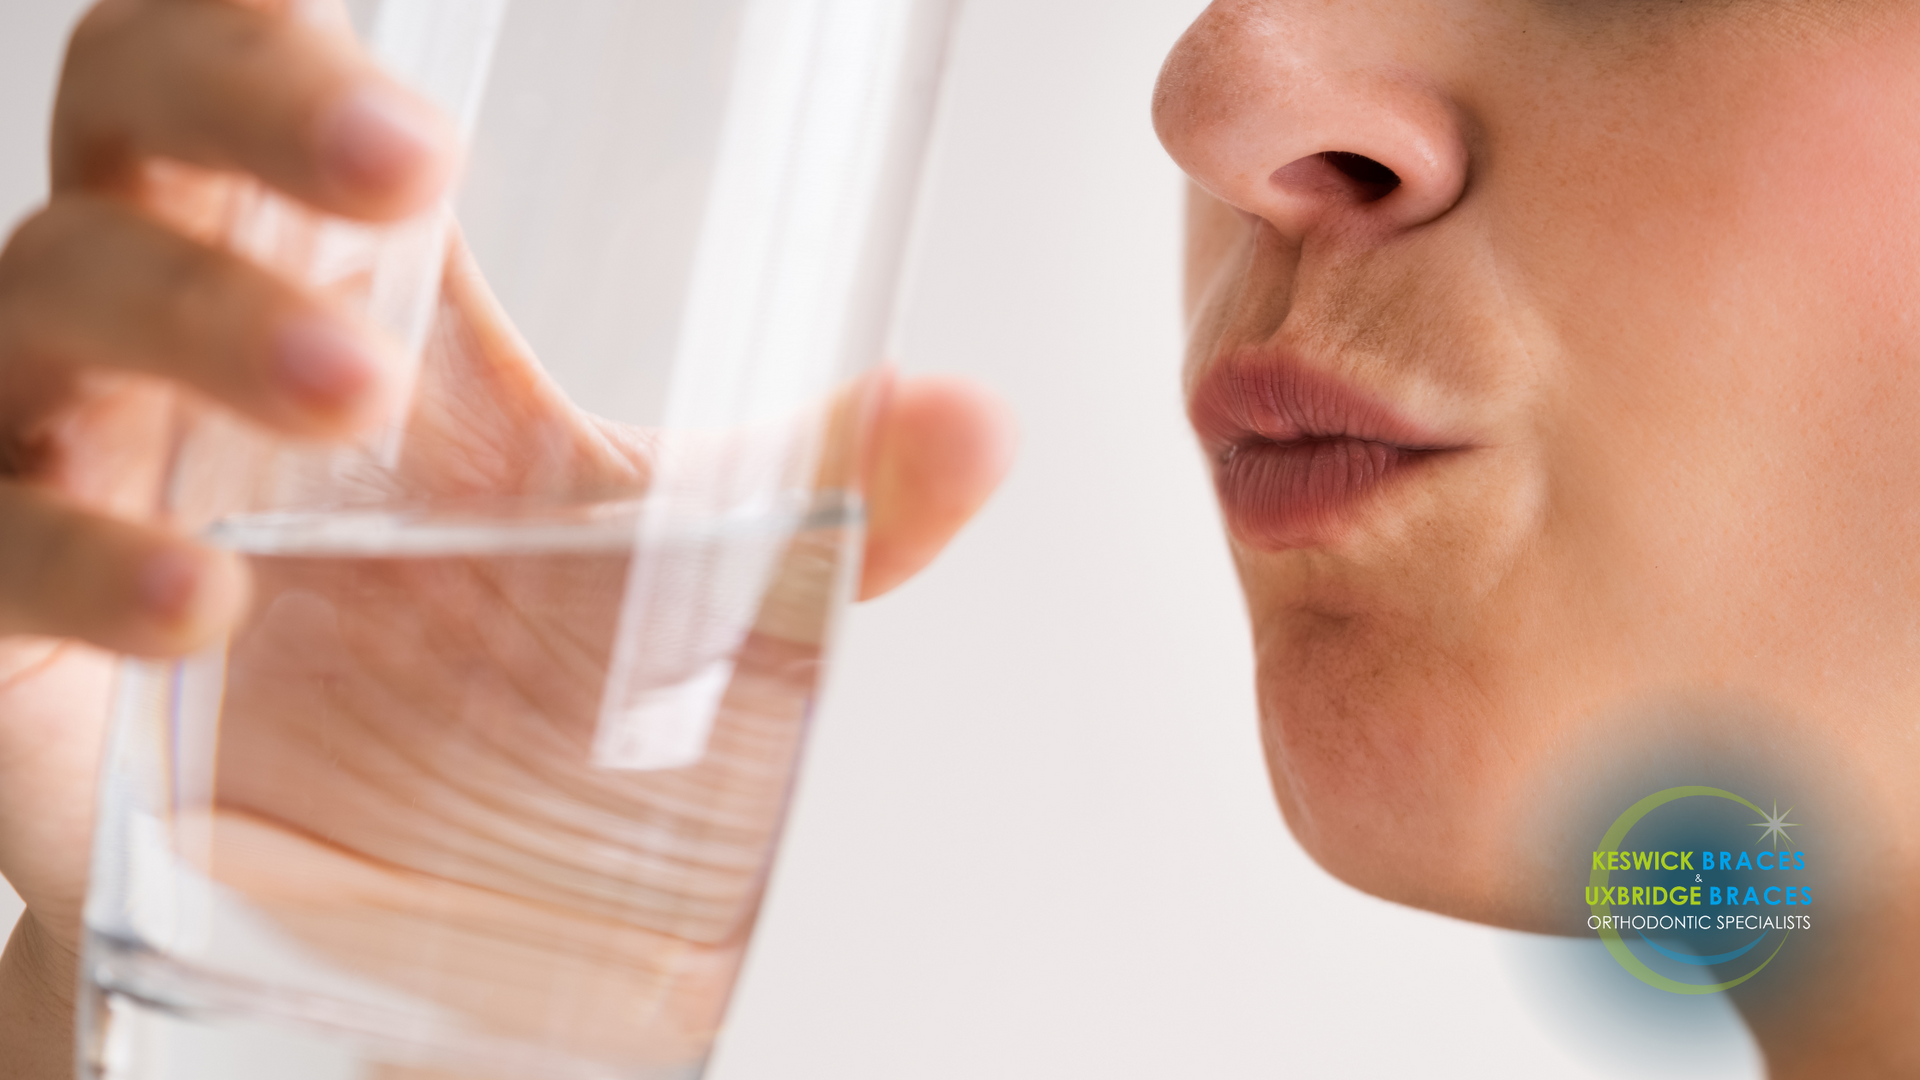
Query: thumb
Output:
[[858, 374, 1016, 601]]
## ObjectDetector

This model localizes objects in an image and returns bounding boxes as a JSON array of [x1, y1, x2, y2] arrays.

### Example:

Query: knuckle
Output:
[[0, 199, 104, 320], [0, 193, 268, 392], [152, 0, 288, 86], [0, 204, 69, 278], [58, 1, 263, 188], [0, 206, 72, 342], [0, 494, 76, 616], [0, 197, 97, 263], [212, 5, 281, 59], [12, 193, 242, 357], [66, 1, 142, 68], [157, 237, 248, 356], [60, 1, 151, 129]]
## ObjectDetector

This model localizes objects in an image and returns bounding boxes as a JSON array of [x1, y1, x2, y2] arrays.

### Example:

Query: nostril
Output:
[[1320, 151, 1400, 201], [1271, 151, 1404, 208]]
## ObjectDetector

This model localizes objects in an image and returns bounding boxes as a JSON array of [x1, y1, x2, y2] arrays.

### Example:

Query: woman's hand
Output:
[[0, 1, 1014, 1075]]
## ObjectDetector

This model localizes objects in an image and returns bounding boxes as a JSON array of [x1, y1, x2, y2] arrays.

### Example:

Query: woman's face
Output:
[[1156, 0, 1920, 928]]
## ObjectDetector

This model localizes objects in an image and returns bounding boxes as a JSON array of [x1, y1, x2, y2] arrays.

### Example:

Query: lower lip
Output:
[[1216, 437, 1433, 549]]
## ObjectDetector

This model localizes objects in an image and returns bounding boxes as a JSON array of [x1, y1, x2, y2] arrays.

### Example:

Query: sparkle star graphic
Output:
[[1752, 801, 1799, 849]]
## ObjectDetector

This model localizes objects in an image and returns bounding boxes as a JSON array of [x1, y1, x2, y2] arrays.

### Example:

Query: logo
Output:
[[1585, 786, 1810, 994]]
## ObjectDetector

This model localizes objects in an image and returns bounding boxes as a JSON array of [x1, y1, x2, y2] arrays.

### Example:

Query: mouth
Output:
[[1189, 350, 1465, 551]]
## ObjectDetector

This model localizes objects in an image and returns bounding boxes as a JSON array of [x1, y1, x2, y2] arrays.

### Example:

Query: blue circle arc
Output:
[[1634, 928, 1771, 967]]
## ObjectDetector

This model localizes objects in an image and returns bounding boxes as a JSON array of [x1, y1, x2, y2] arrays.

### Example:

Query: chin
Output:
[[1249, 610, 1566, 934]]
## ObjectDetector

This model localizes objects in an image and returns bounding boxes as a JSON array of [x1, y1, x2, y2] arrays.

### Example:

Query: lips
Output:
[[1189, 351, 1460, 550]]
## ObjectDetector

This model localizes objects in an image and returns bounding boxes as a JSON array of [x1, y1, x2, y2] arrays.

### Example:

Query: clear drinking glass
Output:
[[76, 1, 958, 1076]]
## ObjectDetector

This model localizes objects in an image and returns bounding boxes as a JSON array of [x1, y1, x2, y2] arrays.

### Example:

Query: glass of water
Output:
[[77, 1, 958, 1077]]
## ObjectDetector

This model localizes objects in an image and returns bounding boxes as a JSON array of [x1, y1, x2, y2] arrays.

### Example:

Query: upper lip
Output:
[[1188, 347, 1458, 460]]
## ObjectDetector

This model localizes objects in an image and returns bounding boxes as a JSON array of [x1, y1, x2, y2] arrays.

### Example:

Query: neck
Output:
[[1740, 761, 1920, 1078], [1518, 695, 1917, 1075], [1741, 900, 1920, 1076]]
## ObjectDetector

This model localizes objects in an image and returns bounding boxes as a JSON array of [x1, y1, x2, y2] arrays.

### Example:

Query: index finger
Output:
[[53, 0, 456, 221]]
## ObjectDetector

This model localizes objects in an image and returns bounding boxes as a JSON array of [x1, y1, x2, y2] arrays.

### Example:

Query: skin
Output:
[[0, 1, 1013, 1076], [13, 0, 1919, 1075], [1158, 0, 1920, 1074]]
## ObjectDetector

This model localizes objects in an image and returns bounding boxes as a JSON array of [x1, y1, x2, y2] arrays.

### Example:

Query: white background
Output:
[[0, 2, 1762, 1076]]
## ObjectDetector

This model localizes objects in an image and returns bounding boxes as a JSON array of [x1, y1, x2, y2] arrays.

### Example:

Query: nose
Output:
[[1153, 1, 1468, 240]]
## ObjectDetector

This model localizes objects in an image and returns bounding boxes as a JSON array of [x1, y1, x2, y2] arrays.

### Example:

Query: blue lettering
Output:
[[1736, 852, 1752, 871], [1758, 852, 1774, 870]]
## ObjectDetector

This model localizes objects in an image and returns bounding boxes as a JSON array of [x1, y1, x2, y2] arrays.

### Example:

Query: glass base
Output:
[[82, 935, 707, 1080]]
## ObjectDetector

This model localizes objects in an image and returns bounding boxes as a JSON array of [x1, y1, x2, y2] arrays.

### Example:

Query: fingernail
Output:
[[318, 85, 445, 194], [139, 548, 201, 621], [273, 317, 380, 406]]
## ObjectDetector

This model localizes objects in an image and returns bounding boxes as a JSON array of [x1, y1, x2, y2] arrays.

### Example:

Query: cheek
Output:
[[1513, 38, 1920, 693]]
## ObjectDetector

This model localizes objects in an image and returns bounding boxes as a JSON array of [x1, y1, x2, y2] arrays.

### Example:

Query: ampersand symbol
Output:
[[1695, 874, 1702, 882]]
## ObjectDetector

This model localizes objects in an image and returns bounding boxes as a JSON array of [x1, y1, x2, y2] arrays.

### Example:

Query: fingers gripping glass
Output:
[[79, 2, 958, 1077]]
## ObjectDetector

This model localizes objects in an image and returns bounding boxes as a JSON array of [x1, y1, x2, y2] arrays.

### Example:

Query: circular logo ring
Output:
[[1590, 786, 1792, 994]]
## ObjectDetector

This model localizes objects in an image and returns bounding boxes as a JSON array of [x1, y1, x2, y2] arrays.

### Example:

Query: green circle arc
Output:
[[1589, 785, 1790, 995]]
